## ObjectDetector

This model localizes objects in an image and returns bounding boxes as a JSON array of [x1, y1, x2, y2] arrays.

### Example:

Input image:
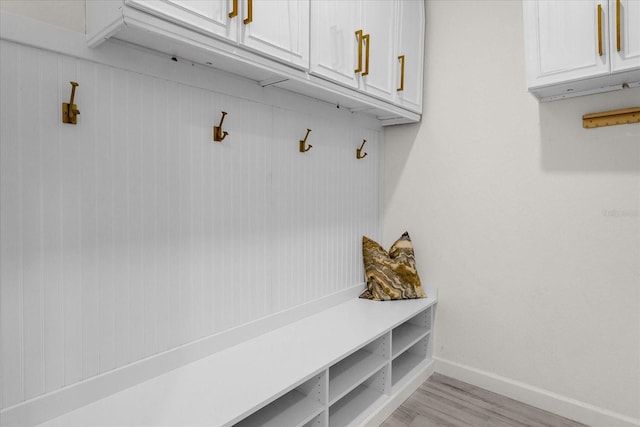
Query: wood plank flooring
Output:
[[380, 374, 589, 427]]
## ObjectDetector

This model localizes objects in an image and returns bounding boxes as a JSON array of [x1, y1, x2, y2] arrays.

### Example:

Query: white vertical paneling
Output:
[[141, 74, 158, 357], [0, 40, 382, 411], [96, 64, 116, 374], [192, 86, 204, 341], [78, 58, 100, 380], [154, 77, 170, 353], [111, 66, 132, 368], [1, 40, 23, 408], [165, 80, 181, 350], [40, 48, 65, 394], [127, 71, 145, 363], [59, 54, 83, 387], [200, 90, 214, 338], [177, 83, 191, 343], [211, 95, 226, 333], [21, 44, 44, 401]]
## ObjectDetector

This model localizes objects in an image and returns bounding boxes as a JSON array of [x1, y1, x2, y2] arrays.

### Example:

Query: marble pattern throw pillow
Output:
[[359, 232, 426, 301]]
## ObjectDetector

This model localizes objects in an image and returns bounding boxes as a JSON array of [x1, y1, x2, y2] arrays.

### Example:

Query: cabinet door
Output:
[[310, 0, 360, 88], [610, 0, 640, 72], [395, 0, 424, 113], [523, 0, 610, 88], [241, 0, 309, 68], [129, 0, 237, 42], [359, 0, 396, 101]]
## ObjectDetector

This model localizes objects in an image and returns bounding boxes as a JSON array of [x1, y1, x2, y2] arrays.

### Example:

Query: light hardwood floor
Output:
[[380, 374, 589, 427]]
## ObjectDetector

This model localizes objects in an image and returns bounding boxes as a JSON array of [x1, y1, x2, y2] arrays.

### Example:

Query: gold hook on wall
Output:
[[62, 81, 80, 124], [213, 111, 229, 142], [299, 128, 312, 152], [356, 139, 368, 159]]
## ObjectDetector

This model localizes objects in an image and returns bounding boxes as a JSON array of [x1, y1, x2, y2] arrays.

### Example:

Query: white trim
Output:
[[1, 285, 364, 427], [434, 357, 640, 427]]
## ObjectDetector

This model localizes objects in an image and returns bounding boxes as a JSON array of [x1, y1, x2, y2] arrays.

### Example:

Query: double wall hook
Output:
[[213, 111, 229, 142], [299, 128, 312, 153], [62, 81, 80, 124], [356, 139, 368, 159]]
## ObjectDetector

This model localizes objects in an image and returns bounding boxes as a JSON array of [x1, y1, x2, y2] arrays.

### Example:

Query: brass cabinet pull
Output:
[[362, 33, 370, 76], [397, 55, 405, 91], [616, 0, 621, 51], [244, 0, 252, 24], [597, 3, 603, 56], [228, 0, 238, 18], [354, 30, 363, 73]]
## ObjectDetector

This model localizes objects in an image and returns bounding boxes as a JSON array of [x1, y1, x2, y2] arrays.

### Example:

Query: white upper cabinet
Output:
[[359, 0, 396, 101], [129, 0, 237, 41], [127, 0, 308, 68], [524, 0, 610, 87], [610, 0, 640, 72], [394, 0, 425, 113], [240, 0, 309, 69], [310, 1, 361, 89], [86, 0, 425, 124], [310, 0, 422, 106], [523, 0, 640, 100]]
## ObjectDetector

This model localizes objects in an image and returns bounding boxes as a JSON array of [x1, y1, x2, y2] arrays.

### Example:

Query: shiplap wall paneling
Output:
[[1, 39, 21, 409], [0, 39, 382, 412], [210, 94, 273, 329]]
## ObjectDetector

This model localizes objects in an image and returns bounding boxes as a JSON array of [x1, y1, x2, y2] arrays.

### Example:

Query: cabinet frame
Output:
[[523, 0, 640, 101]]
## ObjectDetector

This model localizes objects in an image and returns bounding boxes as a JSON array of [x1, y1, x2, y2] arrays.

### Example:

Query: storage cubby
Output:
[[391, 335, 430, 389], [391, 306, 432, 358], [328, 367, 388, 427], [35, 297, 436, 427], [302, 412, 327, 427], [328, 334, 390, 405], [234, 373, 326, 427]]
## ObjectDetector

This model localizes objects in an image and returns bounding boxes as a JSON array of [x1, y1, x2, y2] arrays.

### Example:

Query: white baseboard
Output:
[[0, 285, 364, 427], [434, 357, 640, 427]]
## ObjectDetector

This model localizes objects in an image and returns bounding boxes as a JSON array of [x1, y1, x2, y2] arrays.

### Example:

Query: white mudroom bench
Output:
[[36, 295, 437, 427]]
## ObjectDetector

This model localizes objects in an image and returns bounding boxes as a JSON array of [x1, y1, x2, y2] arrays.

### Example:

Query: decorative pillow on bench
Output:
[[360, 232, 426, 301]]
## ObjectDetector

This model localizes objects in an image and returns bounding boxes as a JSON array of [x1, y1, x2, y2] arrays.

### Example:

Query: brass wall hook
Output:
[[356, 139, 368, 159], [213, 111, 229, 142], [299, 128, 312, 152], [62, 81, 80, 124]]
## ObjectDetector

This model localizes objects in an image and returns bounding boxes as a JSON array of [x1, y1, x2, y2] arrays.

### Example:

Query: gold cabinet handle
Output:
[[362, 33, 370, 76], [354, 30, 363, 73], [597, 3, 603, 56], [397, 55, 405, 91], [243, 0, 252, 24], [616, 0, 621, 51], [228, 0, 238, 18]]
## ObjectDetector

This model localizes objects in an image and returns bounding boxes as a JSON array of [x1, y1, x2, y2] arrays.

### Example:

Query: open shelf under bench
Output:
[[36, 295, 436, 427]]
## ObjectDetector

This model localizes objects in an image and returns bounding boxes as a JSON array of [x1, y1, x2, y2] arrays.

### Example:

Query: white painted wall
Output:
[[384, 1, 639, 425], [0, 0, 84, 33]]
